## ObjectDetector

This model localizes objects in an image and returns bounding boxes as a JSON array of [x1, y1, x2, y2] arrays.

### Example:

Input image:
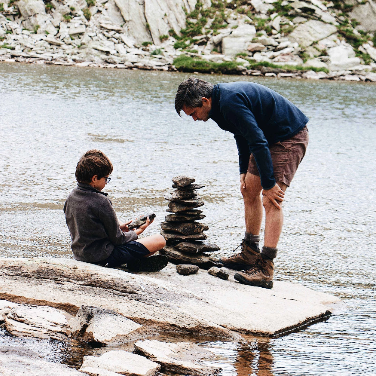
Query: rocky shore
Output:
[[1, 0, 376, 82], [0, 257, 341, 375]]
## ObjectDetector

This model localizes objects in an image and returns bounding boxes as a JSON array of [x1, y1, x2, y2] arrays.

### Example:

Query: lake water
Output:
[[0, 62, 375, 375]]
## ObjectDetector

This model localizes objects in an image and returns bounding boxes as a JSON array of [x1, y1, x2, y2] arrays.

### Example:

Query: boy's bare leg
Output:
[[137, 234, 166, 255], [262, 182, 287, 248], [242, 173, 263, 236]]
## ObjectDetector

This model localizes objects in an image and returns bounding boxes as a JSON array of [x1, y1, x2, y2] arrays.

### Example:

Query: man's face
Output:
[[182, 97, 212, 122]]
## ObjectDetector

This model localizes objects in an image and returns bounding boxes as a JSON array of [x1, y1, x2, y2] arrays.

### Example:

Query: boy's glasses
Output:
[[104, 177, 111, 183]]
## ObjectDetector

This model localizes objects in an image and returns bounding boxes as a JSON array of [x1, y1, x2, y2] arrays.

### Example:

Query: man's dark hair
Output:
[[175, 77, 214, 115], [75, 149, 113, 184]]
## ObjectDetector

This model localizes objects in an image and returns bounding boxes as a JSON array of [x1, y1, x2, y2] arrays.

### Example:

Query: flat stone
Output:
[[172, 176, 195, 187], [208, 267, 229, 281], [176, 264, 199, 276], [160, 231, 207, 243], [0, 258, 341, 336], [167, 201, 204, 213], [172, 183, 205, 190], [247, 42, 266, 52], [161, 222, 208, 235], [134, 340, 221, 376], [80, 350, 160, 376], [165, 213, 205, 222], [160, 247, 215, 269], [175, 242, 220, 254], [167, 190, 197, 201], [70, 305, 141, 344], [0, 299, 18, 321], [5, 305, 70, 340]]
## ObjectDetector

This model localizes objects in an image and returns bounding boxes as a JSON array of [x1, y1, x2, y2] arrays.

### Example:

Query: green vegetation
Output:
[[0, 3, 4, 11], [8, 0, 15, 5], [0, 36, 5, 41], [159, 34, 169, 42], [63, 14, 72, 21], [151, 48, 162, 55], [142, 41, 152, 47], [173, 54, 240, 74], [83, 8, 91, 20], [86, 0, 95, 7], [70, 6, 75, 11], [0, 43, 14, 49], [45, 2, 54, 11], [5, 30, 11, 34], [33, 24, 40, 34]]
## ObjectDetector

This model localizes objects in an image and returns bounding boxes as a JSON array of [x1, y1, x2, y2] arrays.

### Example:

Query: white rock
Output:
[[302, 70, 321, 79], [5, 305, 70, 340], [362, 43, 376, 62], [0, 300, 19, 321], [212, 29, 231, 45], [272, 15, 281, 31], [70, 306, 141, 343], [135, 340, 221, 375], [304, 58, 328, 69], [222, 24, 256, 56], [288, 20, 337, 48], [69, 25, 86, 35], [45, 36, 64, 45], [80, 350, 161, 376], [328, 44, 361, 71], [365, 72, 376, 82], [342, 74, 360, 81], [250, 0, 276, 13], [17, 0, 46, 18], [350, 0, 376, 32]]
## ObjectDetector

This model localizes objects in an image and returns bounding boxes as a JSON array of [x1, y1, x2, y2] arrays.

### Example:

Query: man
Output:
[[175, 78, 309, 288]]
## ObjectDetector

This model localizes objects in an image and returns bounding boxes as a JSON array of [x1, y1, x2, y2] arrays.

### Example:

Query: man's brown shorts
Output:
[[248, 126, 309, 187]]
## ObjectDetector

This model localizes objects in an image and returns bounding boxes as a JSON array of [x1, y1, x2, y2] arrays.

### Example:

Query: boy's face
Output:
[[90, 175, 110, 191]]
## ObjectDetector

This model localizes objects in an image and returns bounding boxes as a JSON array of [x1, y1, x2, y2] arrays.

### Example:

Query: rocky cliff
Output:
[[1, 0, 376, 81]]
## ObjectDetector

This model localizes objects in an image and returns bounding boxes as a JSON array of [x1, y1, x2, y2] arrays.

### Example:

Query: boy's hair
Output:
[[75, 150, 113, 184], [175, 77, 214, 116]]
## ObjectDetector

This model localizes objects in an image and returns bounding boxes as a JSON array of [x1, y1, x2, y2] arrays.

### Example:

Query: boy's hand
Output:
[[120, 220, 132, 232], [134, 217, 151, 235]]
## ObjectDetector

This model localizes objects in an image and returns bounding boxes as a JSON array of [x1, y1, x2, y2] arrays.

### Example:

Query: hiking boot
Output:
[[127, 255, 168, 273], [219, 240, 260, 271], [234, 257, 274, 289]]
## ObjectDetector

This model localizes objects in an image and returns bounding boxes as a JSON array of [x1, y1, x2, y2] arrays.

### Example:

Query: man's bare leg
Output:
[[242, 173, 263, 236], [263, 182, 287, 248]]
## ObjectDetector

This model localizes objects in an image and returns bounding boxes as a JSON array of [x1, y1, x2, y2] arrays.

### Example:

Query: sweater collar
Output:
[[77, 182, 108, 196], [209, 84, 220, 120]]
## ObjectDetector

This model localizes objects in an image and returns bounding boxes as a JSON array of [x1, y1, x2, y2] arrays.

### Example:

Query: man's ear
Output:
[[91, 175, 98, 183]]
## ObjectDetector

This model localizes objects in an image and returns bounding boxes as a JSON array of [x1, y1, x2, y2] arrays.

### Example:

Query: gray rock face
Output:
[[288, 20, 337, 48], [176, 264, 200, 275], [70, 305, 141, 343], [222, 25, 257, 56], [350, 0, 376, 32], [80, 350, 161, 376], [134, 340, 221, 375]]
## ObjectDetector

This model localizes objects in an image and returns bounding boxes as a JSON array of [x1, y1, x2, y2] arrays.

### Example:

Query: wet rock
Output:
[[208, 267, 229, 281], [176, 264, 199, 276], [5, 305, 70, 340], [80, 350, 161, 376], [160, 247, 215, 269], [175, 242, 220, 254], [172, 176, 195, 187], [161, 222, 208, 235], [134, 340, 221, 376], [161, 231, 207, 242], [70, 305, 141, 344], [167, 200, 204, 213], [165, 213, 205, 222]]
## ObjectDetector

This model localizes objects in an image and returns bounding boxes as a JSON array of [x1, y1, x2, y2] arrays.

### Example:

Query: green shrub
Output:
[[0, 3, 4, 11], [151, 48, 162, 55], [83, 8, 91, 20], [173, 55, 240, 74], [159, 34, 169, 42], [142, 41, 152, 46], [63, 14, 72, 21], [86, 0, 95, 6], [0, 43, 14, 49], [45, 2, 54, 11]]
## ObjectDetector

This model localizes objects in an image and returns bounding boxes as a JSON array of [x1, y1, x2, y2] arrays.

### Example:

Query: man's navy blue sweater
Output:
[[209, 82, 308, 189]]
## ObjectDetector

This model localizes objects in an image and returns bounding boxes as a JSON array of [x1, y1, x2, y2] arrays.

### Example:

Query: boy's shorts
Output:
[[248, 126, 309, 187], [98, 241, 150, 268]]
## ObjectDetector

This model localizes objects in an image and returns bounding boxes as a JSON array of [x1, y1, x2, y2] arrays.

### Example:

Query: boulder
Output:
[[222, 25, 256, 56], [350, 0, 376, 32], [5, 305, 70, 340], [288, 20, 337, 48], [362, 43, 376, 62], [17, 0, 46, 18], [176, 264, 200, 275], [70, 305, 141, 343], [328, 44, 361, 71], [134, 340, 221, 375], [80, 350, 161, 376], [247, 42, 266, 52], [303, 58, 328, 69]]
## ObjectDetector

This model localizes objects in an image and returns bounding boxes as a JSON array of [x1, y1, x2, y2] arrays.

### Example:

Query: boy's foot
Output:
[[219, 240, 260, 271], [234, 258, 274, 289], [127, 255, 168, 273]]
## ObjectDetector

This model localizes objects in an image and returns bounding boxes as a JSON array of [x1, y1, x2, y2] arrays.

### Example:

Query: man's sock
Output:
[[261, 246, 278, 260], [244, 232, 260, 249]]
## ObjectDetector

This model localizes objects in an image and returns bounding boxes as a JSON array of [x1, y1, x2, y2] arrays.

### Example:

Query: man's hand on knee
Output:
[[240, 173, 247, 193], [262, 183, 285, 210]]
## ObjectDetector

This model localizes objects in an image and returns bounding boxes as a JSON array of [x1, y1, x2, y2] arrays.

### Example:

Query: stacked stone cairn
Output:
[[160, 176, 221, 272]]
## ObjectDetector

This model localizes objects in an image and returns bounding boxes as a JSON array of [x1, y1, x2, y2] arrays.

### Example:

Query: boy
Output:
[[64, 149, 167, 272]]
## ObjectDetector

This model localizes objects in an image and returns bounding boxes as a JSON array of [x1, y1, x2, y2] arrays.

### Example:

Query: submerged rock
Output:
[[134, 340, 221, 375], [176, 264, 200, 276]]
